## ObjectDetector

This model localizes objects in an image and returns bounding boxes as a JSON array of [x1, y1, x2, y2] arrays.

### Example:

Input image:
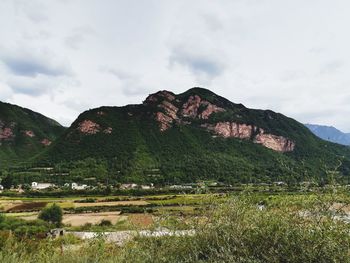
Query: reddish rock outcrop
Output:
[[24, 130, 35, 137], [41, 139, 52, 146], [78, 120, 101, 134], [181, 95, 225, 119], [150, 93, 180, 131], [199, 102, 225, 119], [148, 92, 225, 132], [203, 121, 295, 153], [160, 100, 179, 120], [0, 122, 16, 144], [202, 122, 258, 139], [156, 112, 174, 132], [254, 134, 295, 152], [0, 127, 15, 140], [181, 95, 202, 118]]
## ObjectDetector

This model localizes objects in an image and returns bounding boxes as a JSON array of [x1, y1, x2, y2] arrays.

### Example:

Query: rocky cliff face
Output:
[[78, 120, 101, 134], [254, 133, 295, 152], [202, 122, 257, 139], [77, 120, 113, 135], [144, 90, 295, 153], [202, 122, 295, 152], [181, 95, 225, 119]]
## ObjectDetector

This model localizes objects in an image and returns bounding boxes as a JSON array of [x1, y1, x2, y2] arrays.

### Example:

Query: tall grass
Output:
[[1, 195, 350, 262]]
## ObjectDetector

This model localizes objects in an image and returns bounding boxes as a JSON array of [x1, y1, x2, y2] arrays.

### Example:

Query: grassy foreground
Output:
[[1, 194, 350, 263]]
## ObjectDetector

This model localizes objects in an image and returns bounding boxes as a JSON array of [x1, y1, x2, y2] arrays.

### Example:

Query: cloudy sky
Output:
[[1, 0, 350, 131]]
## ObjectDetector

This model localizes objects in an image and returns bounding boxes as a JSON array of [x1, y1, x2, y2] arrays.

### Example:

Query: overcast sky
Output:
[[1, 0, 350, 131]]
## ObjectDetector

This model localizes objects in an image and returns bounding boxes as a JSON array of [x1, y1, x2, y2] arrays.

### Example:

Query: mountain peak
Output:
[[305, 123, 350, 146], [144, 90, 176, 104], [180, 87, 216, 96]]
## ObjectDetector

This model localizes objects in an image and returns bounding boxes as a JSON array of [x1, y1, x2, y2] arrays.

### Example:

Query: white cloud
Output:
[[0, 0, 349, 131], [0, 46, 73, 77]]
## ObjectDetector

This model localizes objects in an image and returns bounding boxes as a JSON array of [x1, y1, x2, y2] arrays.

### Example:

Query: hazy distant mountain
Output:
[[305, 124, 350, 146]]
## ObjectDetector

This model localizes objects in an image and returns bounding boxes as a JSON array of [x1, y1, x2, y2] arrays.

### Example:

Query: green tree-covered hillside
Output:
[[36, 88, 350, 184]]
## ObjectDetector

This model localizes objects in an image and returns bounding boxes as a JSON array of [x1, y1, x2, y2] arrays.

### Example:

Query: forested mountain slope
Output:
[[37, 88, 350, 184], [0, 101, 66, 167]]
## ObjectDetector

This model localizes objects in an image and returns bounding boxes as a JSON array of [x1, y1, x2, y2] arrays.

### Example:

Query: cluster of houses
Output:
[[29, 182, 156, 191], [0, 180, 306, 193], [31, 182, 89, 190], [119, 183, 154, 190]]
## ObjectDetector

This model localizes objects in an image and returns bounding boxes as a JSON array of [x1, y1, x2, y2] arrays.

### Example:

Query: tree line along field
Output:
[[1, 187, 350, 262]]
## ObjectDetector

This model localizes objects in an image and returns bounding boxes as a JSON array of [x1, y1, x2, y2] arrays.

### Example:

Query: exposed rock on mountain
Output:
[[202, 122, 295, 152], [78, 120, 101, 134]]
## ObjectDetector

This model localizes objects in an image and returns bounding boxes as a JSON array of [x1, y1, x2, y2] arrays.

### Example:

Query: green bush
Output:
[[38, 203, 63, 227], [99, 220, 112, 227]]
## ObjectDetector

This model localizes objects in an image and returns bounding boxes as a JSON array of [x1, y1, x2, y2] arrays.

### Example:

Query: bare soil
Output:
[[63, 212, 126, 226], [128, 214, 153, 227]]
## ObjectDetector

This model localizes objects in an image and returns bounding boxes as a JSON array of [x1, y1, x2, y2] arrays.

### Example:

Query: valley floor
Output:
[[1, 189, 350, 262]]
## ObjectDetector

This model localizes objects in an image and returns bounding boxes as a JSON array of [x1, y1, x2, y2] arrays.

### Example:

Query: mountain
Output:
[[37, 88, 350, 184], [305, 124, 350, 146], [0, 101, 66, 167]]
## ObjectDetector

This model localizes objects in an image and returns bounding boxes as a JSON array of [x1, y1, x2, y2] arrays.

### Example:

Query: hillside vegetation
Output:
[[34, 88, 350, 184], [0, 101, 66, 167]]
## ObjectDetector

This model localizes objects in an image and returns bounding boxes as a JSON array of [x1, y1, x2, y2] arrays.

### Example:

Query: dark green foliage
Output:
[[0, 215, 50, 238], [99, 220, 112, 226], [1, 173, 15, 189], [0, 101, 66, 167], [38, 203, 63, 227]]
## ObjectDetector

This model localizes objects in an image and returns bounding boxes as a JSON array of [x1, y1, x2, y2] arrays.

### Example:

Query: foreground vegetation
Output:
[[1, 190, 350, 262]]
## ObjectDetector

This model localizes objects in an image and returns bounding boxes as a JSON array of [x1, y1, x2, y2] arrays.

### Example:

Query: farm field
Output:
[[2, 188, 350, 262], [3, 189, 350, 230], [0, 193, 218, 231]]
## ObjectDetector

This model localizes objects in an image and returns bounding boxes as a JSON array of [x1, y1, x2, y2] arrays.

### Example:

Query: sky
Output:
[[1, 0, 350, 131]]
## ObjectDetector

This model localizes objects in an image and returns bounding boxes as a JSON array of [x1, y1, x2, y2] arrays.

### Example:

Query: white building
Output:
[[169, 185, 192, 189], [31, 182, 54, 190], [71, 183, 88, 190], [120, 183, 138, 189]]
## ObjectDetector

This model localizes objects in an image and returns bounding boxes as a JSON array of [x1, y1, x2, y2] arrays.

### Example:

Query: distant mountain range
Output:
[[305, 124, 350, 146]]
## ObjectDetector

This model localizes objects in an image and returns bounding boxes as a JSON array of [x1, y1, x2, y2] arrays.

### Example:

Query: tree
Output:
[[1, 174, 15, 189], [0, 213, 5, 224], [38, 204, 63, 227]]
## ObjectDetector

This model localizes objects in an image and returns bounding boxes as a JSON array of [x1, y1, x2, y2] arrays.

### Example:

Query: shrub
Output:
[[38, 203, 63, 227], [99, 220, 112, 227]]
